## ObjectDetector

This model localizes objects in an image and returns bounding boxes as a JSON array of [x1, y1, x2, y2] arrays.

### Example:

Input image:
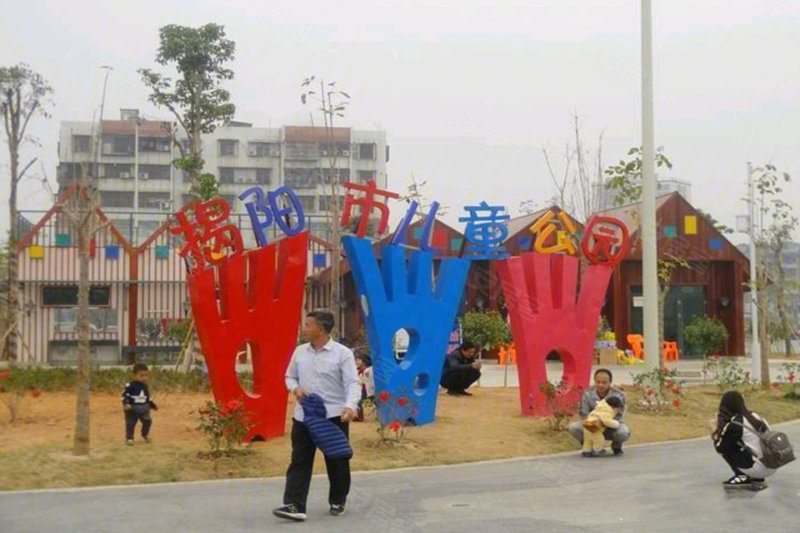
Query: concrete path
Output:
[[3, 422, 799, 533]]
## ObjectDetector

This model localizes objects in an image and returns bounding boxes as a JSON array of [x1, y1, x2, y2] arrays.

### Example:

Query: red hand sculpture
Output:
[[188, 232, 308, 440]]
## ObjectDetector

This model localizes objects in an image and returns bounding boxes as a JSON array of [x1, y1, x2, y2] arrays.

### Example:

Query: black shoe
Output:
[[723, 474, 752, 489], [329, 504, 346, 516], [612, 446, 624, 456], [458, 390, 473, 396], [446, 389, 460, 395], [273, 504, 306, 521], [581, 451, 594, 458]]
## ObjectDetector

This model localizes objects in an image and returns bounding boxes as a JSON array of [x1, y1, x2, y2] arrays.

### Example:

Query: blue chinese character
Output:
[[459, 201, 511, 260]]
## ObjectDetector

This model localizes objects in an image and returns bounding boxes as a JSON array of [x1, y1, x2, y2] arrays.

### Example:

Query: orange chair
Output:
[[627, 334, 644, 360], [498, 344, 517, 365], [662, 341, 680, 362]]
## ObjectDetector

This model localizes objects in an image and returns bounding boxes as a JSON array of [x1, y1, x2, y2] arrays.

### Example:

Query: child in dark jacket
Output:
[[121, 363, 158, 445]]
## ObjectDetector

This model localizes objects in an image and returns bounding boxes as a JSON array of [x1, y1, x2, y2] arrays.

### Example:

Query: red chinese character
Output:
[[581, 216, 630, 267], [341, 180, 400, 238], [170, 198, 244, 270]]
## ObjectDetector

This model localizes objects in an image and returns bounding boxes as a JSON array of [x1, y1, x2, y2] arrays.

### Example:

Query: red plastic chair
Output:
[[662, 341, 680, 362]]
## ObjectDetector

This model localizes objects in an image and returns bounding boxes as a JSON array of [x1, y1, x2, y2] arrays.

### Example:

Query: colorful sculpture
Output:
[[497, 215, 629, 416], [188, 232, 308, 440], [343, 236, 469, 425]]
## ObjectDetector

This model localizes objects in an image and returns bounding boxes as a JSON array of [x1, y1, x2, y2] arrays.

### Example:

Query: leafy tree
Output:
[[139, 23, 235, 200], [460, 311, 512, 353], [604, 146, 672, 206], [0, 64, 53, 361], [300, 76, 350, 330]]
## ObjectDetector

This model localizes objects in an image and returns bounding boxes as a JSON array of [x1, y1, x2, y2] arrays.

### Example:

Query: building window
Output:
[[43, 286, 111, 307], [297, 195, 315, 212], [99, 191, 135, 208], [285, 168, 320, 189], [218, 139, 239, 157], [318, 195, 344, 212], [139, 137, 171, 152], [72, 135, 91, 153], [139, 192, 171, 210], [138, 165, 170, 180], [357, 143, 376, 160], [218, 167, 235, 184], [321, 168, 350, 184], [357, 170, 375, 183], [102, 164, 133, 179], [53, 308, 118, 333], [247, 142, 280, 157], [285, 141, 319, 160], [102, 135, 135, 156], [256, 168, 272, 185]]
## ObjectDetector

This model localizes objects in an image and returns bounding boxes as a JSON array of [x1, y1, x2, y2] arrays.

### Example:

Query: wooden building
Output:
[[601, 192, 749, 356]]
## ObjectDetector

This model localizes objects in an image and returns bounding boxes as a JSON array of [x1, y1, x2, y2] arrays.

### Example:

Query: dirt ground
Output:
[[1, 385, 798, 490]]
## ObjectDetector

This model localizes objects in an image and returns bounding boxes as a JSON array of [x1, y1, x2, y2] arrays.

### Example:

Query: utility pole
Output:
[[641, 0, 660, 370], [747, 161, 761, 380]]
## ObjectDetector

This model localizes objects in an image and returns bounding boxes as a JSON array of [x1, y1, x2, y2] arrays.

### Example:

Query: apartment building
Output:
[[57, 109, 390, 244]]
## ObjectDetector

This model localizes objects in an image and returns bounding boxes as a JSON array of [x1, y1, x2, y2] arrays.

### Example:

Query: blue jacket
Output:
[[300, 394, 353, 460]]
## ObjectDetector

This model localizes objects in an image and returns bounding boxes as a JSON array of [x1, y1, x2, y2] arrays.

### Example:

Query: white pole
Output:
[[641, 0, 660, 370], [747, 162, 761, 380]]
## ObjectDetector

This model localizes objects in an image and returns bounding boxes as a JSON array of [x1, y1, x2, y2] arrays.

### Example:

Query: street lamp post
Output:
[[747, 162, 761, 381], [641, 0, 660, 370]]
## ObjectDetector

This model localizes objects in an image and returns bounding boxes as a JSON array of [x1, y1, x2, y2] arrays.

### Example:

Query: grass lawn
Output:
[[1, 385, 798, 491]]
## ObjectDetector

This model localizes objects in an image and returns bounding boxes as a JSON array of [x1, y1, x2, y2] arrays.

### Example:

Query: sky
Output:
[[2, 0, 799, 243]]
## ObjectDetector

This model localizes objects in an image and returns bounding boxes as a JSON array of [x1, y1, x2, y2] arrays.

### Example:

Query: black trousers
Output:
[[283, 417, 350, 512], [124, 405, 152, 440], [441, 368, 481, 392], [720, 448, 755, 477]]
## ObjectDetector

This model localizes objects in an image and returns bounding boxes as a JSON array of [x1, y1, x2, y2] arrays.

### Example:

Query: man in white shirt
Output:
[[273, 310, 361, 522]]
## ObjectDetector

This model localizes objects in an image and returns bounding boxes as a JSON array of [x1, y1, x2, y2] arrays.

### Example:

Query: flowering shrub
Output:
[[538, 381, 582, 431], [631, 367, 683, 413], [196, 398, 252, 457], [778, 362, 800, 400], [0, 367, 43, 422], [373, 389, 418, 444], [702, 356, 754, 391]]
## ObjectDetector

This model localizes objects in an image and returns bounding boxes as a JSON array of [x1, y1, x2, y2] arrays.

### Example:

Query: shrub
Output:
[[702, 356, 754, 391], [685, 316, 729, 356], [631, 367, 683, 413], [373, 389, 418, 444], [0, 367, 43, 422], [460, 310, 512, 352], [0, 366, 210, 394], [196, 398, 252, 457], [538, 380, 581, 431], [778, 362, 800, 400]]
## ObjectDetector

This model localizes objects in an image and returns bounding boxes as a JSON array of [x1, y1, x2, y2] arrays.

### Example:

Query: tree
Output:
[[139, 23, 236, 200], [749, 164, 797, 379], [697, 208, 734, 235], [300, 76, 350, 332], [604, 146, 672, 207], [0, 64, 53, 362]]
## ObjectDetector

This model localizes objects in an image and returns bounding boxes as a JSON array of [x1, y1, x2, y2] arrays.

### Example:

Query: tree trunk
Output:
[[774, 237, 792, 357], [5, 140, 19, 362], [73, 205, 92, 455], [657, 286, 667, 367], [757, 247, 771, 388]]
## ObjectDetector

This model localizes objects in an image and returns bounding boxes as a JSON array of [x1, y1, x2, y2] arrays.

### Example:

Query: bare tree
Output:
[[0, 64, 53, 361], [301, 76, 350, 332], [571, 112, 605, 222], [542, 141, 573, 213]]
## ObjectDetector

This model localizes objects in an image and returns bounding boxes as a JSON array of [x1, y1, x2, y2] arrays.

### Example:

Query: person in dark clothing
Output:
[[711, 390, 775, 490], [121, 363, 158, 445], [440, 341, 481, 396]]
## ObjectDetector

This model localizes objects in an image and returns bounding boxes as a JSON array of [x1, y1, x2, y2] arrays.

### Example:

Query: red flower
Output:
[[671, 385, 681, 394], [389, 420, 401, 432], [225, 399, 242, 412], [378, 391, 391, 403], [411, 408, 419, 416], [397, 397, 408, 407], [772, 382, 781, 389], [199, 408, 211, 415], [672, 398, 681, 408], [0, 370, 8, 380], [30, 389, 42, 399], [789, 373, 796, 383], [645, 389, 654, 397]]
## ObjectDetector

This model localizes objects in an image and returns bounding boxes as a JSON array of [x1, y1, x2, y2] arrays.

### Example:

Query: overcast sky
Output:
[[2, 0, 799, 243]]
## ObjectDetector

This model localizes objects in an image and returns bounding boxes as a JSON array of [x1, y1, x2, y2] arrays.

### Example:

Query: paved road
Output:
[[2, 422, 799, 533]]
